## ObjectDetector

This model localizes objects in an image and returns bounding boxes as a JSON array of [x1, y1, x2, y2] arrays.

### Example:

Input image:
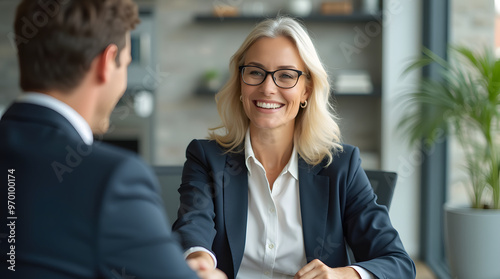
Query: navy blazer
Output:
[[173, 139, 416, 279], [0, 103, 198, 279]]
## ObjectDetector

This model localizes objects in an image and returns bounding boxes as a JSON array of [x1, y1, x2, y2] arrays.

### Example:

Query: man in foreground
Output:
[[0, 1, 225, 278]]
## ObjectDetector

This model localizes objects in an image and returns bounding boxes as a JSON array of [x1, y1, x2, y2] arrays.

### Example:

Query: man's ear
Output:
[[96, 44, 118, 83]]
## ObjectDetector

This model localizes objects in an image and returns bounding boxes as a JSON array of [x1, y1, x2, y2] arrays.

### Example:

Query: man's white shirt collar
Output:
[[17, 92, 93, 145]]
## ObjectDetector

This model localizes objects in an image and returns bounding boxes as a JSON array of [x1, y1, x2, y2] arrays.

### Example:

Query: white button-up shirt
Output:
[[237, 130, 307, 279]]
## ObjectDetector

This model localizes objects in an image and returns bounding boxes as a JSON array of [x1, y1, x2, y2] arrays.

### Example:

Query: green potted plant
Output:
[[398, 46, 500, 279]]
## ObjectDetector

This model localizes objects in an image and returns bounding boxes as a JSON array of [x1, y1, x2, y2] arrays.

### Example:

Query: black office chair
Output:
[[365, 170, 398, 210], [152, 166, 183, 223]]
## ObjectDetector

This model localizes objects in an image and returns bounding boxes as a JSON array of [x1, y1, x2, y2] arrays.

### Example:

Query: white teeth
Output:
[[256, 101, 283, 109]]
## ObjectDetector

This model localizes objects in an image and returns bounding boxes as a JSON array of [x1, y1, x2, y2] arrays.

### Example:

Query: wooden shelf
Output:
[[194, 12, 382, 24]]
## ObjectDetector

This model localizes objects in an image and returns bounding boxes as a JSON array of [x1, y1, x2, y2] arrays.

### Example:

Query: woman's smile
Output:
[[254, 100, 285, 110]]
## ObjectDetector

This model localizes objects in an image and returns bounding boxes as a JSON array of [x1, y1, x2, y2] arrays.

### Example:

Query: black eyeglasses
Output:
[[239, 65, 308, 89]]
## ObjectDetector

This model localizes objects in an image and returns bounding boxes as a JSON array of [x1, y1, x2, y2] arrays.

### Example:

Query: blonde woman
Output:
[[173, 17, 415, 279]]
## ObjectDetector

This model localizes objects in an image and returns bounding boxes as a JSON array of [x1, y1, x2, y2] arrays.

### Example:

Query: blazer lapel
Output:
[[223, 152, 248, 276], [298, 158, 330, 263]]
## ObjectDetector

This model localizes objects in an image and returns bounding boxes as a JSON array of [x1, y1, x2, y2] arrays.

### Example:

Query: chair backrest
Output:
[[364, 170, 398, 210], [152, 166, 183, 223]]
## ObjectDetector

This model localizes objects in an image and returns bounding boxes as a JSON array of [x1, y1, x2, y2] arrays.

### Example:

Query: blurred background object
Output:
[[287, 0, 313, 17], [334, 70, 373, 94], [213, 5, 239, 18], [321, 1, 353, 15], [362, 0, 379, 14]]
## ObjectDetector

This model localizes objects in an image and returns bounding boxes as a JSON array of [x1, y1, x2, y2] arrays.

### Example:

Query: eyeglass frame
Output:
[[238, 65, 309, 89]]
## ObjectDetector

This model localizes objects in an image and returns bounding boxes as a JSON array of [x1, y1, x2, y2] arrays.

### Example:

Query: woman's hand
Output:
[[294, 259, 361, 279]]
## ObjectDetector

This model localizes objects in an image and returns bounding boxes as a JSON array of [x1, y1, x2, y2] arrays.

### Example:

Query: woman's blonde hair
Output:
[[208, 16, 342, 166]]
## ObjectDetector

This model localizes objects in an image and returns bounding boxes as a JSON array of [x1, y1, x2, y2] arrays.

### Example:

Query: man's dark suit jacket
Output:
[[0, 102, 198, 279], [173, 139, 416, 279]]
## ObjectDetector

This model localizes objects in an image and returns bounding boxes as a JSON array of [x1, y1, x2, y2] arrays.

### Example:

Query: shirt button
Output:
[[269, 208, 275, 213], [268, 243, 274, 249], [264, 271, 270, 276]]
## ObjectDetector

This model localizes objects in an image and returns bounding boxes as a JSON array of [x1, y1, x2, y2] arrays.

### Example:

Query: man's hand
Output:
[[186, 251, 227, 279], [186, 251, 215, 270], [194, 268, 227, 279], [294, 259, 361, 279]]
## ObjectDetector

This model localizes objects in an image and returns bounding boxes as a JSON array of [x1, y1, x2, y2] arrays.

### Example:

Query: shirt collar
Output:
[[244, 129, 256, 175], [17, 92, 94, 145], [244, 128, 299, 180]]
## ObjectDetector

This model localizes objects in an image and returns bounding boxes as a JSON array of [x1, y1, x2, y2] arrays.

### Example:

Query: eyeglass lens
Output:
[[241, 66, 300, 88]]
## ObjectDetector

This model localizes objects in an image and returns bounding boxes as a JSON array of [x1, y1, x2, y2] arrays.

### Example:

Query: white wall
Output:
[[382, 0, 422, 258]]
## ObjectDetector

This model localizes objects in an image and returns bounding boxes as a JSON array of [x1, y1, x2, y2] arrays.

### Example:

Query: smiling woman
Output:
[[208, 17, 342, 167], [171, 16, 416, 279], [239, 36, 310, 148]]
